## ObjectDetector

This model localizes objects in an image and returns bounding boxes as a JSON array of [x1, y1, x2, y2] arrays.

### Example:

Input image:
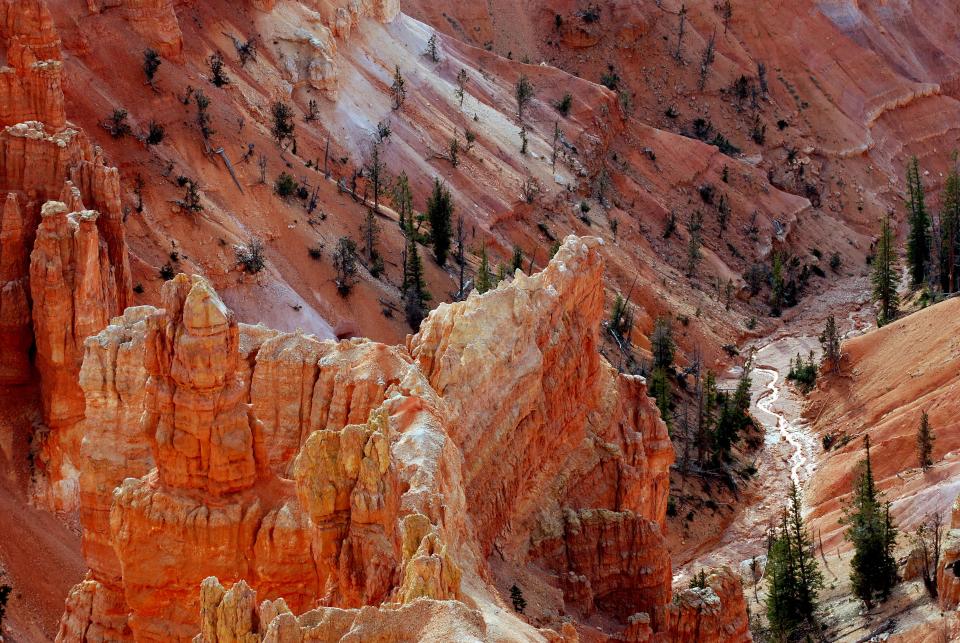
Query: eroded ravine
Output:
[[674, 300, 873, 588]]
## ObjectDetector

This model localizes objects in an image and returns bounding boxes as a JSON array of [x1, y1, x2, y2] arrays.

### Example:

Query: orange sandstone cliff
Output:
[[56, 237, 750, 642], [0, 0, 132, 512]]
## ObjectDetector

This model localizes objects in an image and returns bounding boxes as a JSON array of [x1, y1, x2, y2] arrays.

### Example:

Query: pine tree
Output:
[[819, 314, 841, 373], [455, 69, 469, 108], [511, 246, 524, 273], [916, 410, 935, 471], [786, 482, 823, 620], [401, 220, 431, 329], [697, 371, 717, 464], [392, 171, 413, 231], [765, 512, 800, 637], [941, 166, 960, 293], [651, 317, 675, 371], [770, 251, 785, 316], [426, 179, 453, 265], [509, 584, 526, 614], [365, 142, 387, 215], [842, 435, 898, 608], [650, 366, 672, 431], [766, 484, 823, 637], [143, 49, 161, 88], [391, 65, 406, 110], [872, 213, 899, 326], [905, 156, 931, 286], [515, 75, 534, 121], [476, 246, 493, 294], [270, 101, 295, 150]]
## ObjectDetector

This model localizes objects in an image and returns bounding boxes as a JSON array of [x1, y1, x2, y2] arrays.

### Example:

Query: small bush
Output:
[[208, 51, 229, 87], [698, 183, 715, 204], [235, 238, 266, 274], [105, 109, 132, 138], [555, 92, 573, 116], [274, 172, 299, 198], [133, 283, 144, 294], [308, 245, 323, 260], [829, 252, 842, 272], [159, 263, 175, 280], [787, 352, 817, 393], [146, 120, 165, 145], [665, 105, 679, 119]]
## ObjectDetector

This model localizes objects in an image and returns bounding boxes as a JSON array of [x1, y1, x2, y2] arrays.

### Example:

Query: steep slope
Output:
[[807, 297, 960, 545], [803, 298, 960, 640]]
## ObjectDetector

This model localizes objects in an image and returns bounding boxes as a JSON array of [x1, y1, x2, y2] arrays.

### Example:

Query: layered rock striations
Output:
[[59, 238, 750, 642], [0, 0, 133, 510]]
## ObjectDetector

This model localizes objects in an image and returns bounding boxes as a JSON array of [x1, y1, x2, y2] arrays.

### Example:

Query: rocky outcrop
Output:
[[0, 0, 133, 511], [60, 274, 467, 640], [938, 494, 960, 610], [0, 193, 32, 383], [533, 509, 671, 627], [665, 567, 751, 642], [85, 0, 183, 58], [192, 576, 487, 642], [30, 200, 121, 508], [259, 0, 400, 100], [60, 240, 748, 641]]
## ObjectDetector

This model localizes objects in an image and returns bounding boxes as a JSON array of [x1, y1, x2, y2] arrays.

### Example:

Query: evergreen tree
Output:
[[766, 484, 823, 637], [765, 513, 799, 638], [511, 246, 524, 273], [515, 75, 535, 121], [842, 435, 898, 608], [392, 171, 413, 231], [651, 317, 675, 371], [770, 251, 785, 316], [819, 314, 841, 374], [476, 246, 493, 294], [916, 410, 935, 471], [270, 101, 296, 150], [402, 220, 431, 329], [391, 65, 406, 110], [786, 482, 823, 620], [364, 142, 387, 214], [143, 49, 161, 88], [872, 213, 900, 326], [509, 584, 526, 614], [940, 166, 960, 293], [905, 156, 931, 286], [426, 178, 453, 265], [697, 371, 717, 464], [650, 366, 672, 431]]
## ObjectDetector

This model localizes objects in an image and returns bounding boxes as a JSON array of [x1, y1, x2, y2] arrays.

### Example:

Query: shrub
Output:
[[665, 105, 679, 118], [333, 236, 359, 295], [787, 352, 817, 393], [830, 252, 842, 272], [274, 172, 299, 198], [308, 244, 323, 260], [235, 238, 266, 274], [105, 108, 132, 138], [208, 51, 229, 87], [159, 263, 175, 280], [143, 49, 161, 86], [555, 93, 573, 116], [146, 120, 165, 145]]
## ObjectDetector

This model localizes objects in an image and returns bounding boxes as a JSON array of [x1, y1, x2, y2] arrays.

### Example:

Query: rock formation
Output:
[[0, 0, 133, 510], [938, 494, 960, 610], [58, 238, 750, 642]]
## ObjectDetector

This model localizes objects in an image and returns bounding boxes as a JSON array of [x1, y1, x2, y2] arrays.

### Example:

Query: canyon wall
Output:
[[58, 237, 750, 641], [0, 0, 133, 510]]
